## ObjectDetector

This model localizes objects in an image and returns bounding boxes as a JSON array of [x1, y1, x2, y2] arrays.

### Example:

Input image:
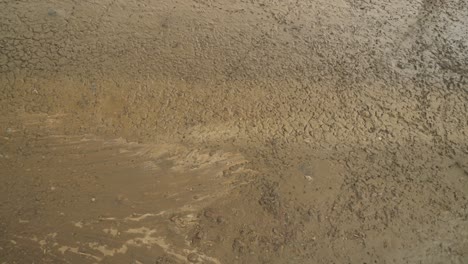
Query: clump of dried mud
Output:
[[1, 0, 467, 263]]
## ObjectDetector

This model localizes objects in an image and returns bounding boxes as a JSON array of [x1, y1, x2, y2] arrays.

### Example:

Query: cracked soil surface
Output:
[[0, 0, 467, 263]]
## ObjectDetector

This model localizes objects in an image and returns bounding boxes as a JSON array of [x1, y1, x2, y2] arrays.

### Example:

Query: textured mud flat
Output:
[[1, 0, 467, 263]]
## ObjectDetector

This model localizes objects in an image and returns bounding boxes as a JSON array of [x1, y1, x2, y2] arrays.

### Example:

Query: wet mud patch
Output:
[[0, 133, 252, 263]]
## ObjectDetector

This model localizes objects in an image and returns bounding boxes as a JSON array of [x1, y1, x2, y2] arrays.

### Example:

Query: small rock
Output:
[[48, 9, 57, 16], [187, 253, 199, 263], [203, 209, 219, 221], [50, 186, 56, 191], [216, 216, 225, 224], [115, 195, 126, 204], [361, 110, 371, 118], [91, 198, 96, 202], [195, 231, 204, 239], [304, 175, 314, 182]]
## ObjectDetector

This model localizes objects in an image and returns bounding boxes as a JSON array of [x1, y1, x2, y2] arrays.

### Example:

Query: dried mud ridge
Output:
[[1, 0, 467, 263]]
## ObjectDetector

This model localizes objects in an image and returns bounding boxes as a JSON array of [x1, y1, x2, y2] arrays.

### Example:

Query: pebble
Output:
[[187, 253, 199, 263], [48, 9, 57, 16], [195, 231, 204, 239], [361, 110, 372, 118], [216, 216, 225, 224]]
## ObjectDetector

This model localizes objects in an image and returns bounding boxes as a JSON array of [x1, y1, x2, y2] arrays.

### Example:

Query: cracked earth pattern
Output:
[[0, 0, 467, 263]]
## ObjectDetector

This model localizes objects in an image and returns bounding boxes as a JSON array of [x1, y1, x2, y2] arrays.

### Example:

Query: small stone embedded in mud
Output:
[[304, 175, 314, 182], [216, 216, 225, 224], [195, 231, 204, 239], [115, 195, 126, 204], [187, 253, 199, 263], [360, 110, 372, 118], [191, 230, 206, 245], [203, 208, 220, 221], [91, 197, 96, 202], [232, 238, 246, 254], [48, 9, 57, 16]]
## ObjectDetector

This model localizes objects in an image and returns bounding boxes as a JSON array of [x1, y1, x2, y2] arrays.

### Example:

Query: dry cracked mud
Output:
[[0, 0, 467, 263]]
